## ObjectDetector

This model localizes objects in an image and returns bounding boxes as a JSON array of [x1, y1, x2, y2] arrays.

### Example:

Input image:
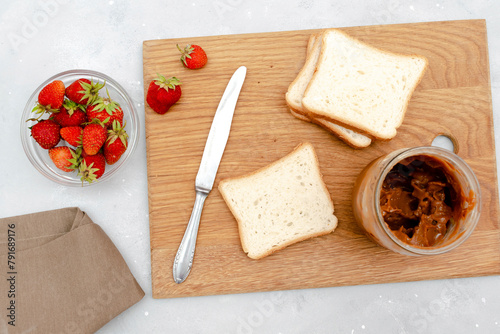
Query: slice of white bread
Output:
[[302, 29, 428, 140], [218, 142, 338, 260], [286, 32, 372, 148], [291, 105, 372, 149], [289, 106, 311, 122], [286, 34, 321, 113], [289, 32, 315, 124], [315, 118, 373, 148]]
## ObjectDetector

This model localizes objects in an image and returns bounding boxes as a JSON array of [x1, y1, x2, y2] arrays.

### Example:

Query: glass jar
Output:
[[352, 146, 481, 256]]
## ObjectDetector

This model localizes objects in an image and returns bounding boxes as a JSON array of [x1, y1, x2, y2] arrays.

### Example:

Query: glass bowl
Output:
[[20, 69, 140, 186]]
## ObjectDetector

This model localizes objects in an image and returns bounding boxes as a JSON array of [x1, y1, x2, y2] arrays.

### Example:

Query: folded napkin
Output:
[[0, 207, 144, 333]]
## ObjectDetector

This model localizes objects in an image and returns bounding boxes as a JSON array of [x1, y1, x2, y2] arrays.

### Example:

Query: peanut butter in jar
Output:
[[352, 146, 481, 256]]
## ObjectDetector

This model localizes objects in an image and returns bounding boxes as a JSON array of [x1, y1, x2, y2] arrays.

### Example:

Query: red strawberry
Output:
[[31, 119, 60, 149], [60, 126, 83, 147], [146, 75, 182, 115], [48, 146, 78, 172], [65, 78, 105, 105], [79, 152, 106, 183], [86, 88, 124, 128], [104, 120, 128, 165], [82, 120, 107, 155], [50, 100, 87, 127], [32, 80, 65, 116], [177, 44, 207, 69]]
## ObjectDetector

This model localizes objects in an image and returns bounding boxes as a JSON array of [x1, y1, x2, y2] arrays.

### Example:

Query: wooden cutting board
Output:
[[143, 19, 499, 299]]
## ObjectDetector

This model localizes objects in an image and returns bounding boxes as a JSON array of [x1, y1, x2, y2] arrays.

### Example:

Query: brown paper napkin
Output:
[[0, 207, 144, 333]]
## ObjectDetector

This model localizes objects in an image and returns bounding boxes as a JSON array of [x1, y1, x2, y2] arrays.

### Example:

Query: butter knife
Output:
[[173, 66, 247, 284]]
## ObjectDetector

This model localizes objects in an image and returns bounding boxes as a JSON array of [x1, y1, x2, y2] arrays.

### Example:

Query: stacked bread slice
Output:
[[286, 29, 428, 147]]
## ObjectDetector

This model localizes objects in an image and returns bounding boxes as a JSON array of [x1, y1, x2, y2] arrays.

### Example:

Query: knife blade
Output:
[[173, 66, 247, 284]]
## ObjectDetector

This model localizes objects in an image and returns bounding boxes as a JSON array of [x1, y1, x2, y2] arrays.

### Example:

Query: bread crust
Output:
[[249, 228, 335, 260], [290, 107, 371, 149], [218, 142, 337, 259], [289, 106, 312, 122], [302, 28, 428, 140]]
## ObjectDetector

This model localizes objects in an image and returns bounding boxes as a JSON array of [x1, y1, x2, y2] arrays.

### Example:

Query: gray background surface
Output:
[[1, 1, 499, 333]]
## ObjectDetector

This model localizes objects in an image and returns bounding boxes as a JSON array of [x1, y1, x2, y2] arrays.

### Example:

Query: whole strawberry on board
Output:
[[48, 146, 79, 172], [65, 78, 105, 105], [32, 80, 65, 116], [104, 120, 128, 165], [30, 119, 61, 149], [86, 88, 124, 128], [177, 44, 207, 69], [60, 126, 83, 147], [50, 100, 87, 127], [146, 75, 182, 115], [79, 151, 106, 184], [82, 119, 107, 155]]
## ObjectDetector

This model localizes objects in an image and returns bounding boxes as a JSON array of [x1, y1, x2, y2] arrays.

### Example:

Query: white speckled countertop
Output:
[[1, 1, 499, 333]]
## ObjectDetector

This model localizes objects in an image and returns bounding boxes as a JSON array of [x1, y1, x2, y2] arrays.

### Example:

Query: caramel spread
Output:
[[380, 155, 466, 247]]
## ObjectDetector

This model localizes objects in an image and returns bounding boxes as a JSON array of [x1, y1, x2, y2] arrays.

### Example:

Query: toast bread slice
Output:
[[218, 142, 338, 259], [302, 29, 428, 140], [286, 32, 372, 148]]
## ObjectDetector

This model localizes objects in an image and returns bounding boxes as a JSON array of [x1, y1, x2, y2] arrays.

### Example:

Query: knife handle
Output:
[[173, 190, 208, 284]]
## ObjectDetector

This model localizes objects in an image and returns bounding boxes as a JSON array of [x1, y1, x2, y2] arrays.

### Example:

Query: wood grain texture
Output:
[[143, 20, 499, 299]]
